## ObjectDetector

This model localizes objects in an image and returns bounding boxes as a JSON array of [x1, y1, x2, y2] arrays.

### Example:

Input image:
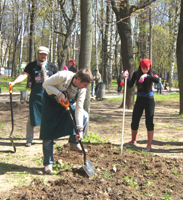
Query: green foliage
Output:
[[53, 163, 69, 172], [103, 170, 112, 179], [172, 170, 179, 176], [123, 176, 137, 188], [161, 193, 173, 200], [152, 25, 170, 74], [82, 132, 109, 143], [32, 157, 43, 166]]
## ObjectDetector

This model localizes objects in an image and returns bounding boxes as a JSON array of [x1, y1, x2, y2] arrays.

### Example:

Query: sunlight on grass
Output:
[[154, 93, 179, 101], [82, 131, 109, 143], [0, 76, 30, 92], [104, 93, 179, 103], [32, 157, 43, 166]]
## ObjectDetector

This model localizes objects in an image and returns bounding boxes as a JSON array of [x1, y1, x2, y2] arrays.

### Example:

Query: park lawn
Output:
[[0, 76, 29, 92]]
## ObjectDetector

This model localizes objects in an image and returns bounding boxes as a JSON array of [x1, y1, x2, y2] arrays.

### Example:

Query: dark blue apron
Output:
[[40, 84, 79, 140], [29, 63, 48, 126]]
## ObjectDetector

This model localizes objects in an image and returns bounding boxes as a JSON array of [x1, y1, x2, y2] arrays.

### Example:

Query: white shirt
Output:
[[43, 71, 86, 129]]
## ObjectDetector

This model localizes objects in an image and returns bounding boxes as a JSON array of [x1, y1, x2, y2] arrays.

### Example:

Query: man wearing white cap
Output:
[[9, 46, 58, 147]]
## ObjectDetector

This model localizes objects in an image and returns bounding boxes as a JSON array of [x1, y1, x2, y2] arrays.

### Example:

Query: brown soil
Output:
[[0, 97, 183, 199]]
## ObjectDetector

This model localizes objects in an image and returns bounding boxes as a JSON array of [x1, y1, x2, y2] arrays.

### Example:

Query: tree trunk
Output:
[[169, 1, 179, 90], [95, 0, 98, 70], [50, 0, 54, 62], [108, 13, 113, 87], [0, 0, 6, 67], [19, 0, 25, 70], [118, 9, 135, 109], [103, 2, 110, 85], [176, 0, 183, 114], [111, 0, 156, 109], [149, 7, 152, 61], [29, 0, 36, 62], [79, 0, 92, 116], [115, 31, 120, 77]]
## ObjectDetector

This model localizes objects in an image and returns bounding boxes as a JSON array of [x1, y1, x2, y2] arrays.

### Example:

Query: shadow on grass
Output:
[[0, 137, 69, 153], [0, 162, 43, 175]]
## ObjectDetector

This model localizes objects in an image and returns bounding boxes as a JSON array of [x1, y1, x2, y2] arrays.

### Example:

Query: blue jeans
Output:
[[91, 81, 95, 96], [43, 110, 89, 166]]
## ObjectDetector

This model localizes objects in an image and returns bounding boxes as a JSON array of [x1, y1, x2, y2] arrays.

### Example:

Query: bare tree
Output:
[[111, 0, 156, 109], [176, 0, 183, 114], [29, 0, 36, 62], [55, 0, 77, 70], [102, 1, 110, 85], [0, 0, 6, 67], [168, 0, 180, 90], [79, 0, 92, 116]]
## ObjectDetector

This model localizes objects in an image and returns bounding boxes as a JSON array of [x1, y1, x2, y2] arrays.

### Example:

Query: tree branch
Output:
[[110, 0, 120, 22], [54, 30, 66, 36], [130, 0, 156, 14]]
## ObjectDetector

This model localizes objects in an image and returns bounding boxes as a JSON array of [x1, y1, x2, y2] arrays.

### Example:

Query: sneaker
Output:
[[44, 165, 53, 174], [144, 148, 151, 152], [25, 142, 31, 147], [70, 143, 88, 153]]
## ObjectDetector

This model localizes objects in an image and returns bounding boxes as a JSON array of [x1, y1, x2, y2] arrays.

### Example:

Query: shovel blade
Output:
[[82, 160, 95, 177]]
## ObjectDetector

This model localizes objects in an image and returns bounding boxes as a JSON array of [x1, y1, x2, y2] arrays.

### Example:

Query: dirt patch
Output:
[[0, 97, 183, 199], [1, 143, 183, 199]]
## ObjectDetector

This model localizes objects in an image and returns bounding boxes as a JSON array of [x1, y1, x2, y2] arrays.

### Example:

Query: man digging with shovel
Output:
[[40, 68, 94, 174]]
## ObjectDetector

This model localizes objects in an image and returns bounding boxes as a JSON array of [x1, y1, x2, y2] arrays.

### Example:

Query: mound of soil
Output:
[[2, 143, 183, 200]]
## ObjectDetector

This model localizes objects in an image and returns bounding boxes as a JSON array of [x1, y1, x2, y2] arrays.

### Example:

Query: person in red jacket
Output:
[[68, 59, 77, 73]]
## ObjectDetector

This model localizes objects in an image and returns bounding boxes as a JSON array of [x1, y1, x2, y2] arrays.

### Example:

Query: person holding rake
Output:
[[123, 58, 159, 151]]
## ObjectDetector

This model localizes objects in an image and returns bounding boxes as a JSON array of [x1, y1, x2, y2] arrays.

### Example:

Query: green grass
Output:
[[123, 176, 138, 188], [103, 170, 112, 179], [82, 131, 109, 143], [154, 93, 179, 101], [53, 163, 70, 173], [32, 157, 43, 165], [104, 93, 179, 103], [105, 79, 118, 90], [0, 76, 30, 92]]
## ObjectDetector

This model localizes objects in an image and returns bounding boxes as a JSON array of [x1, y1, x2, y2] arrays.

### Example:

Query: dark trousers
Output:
[[131, 96, 155, 131], [95, 84, 99, 95], [118, 84, 122, 92]]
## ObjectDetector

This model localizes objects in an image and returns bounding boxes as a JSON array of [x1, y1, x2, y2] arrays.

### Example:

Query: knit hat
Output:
[[140, 58, 151, 69], [37, 46, 49, 55], [69, 59, 76, 65], [63, 66, 68, 70]]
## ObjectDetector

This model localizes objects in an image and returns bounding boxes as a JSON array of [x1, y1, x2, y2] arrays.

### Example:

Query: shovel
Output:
[[9, 84, 16, 153], [60, 97, 95, 177]]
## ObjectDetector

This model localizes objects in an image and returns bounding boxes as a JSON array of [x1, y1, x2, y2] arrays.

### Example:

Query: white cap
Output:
[[37, 46, 49, 55]]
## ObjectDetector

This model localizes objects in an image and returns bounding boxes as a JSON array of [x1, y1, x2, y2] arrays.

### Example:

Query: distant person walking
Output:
[[156, 78, 164, 94], [8, 46, 58, 147], [94, 69, 101, 95], [117, 71, 124, 92]]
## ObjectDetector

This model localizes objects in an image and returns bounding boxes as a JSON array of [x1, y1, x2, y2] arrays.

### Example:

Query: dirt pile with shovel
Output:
[[1, 143, 183, 200]]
